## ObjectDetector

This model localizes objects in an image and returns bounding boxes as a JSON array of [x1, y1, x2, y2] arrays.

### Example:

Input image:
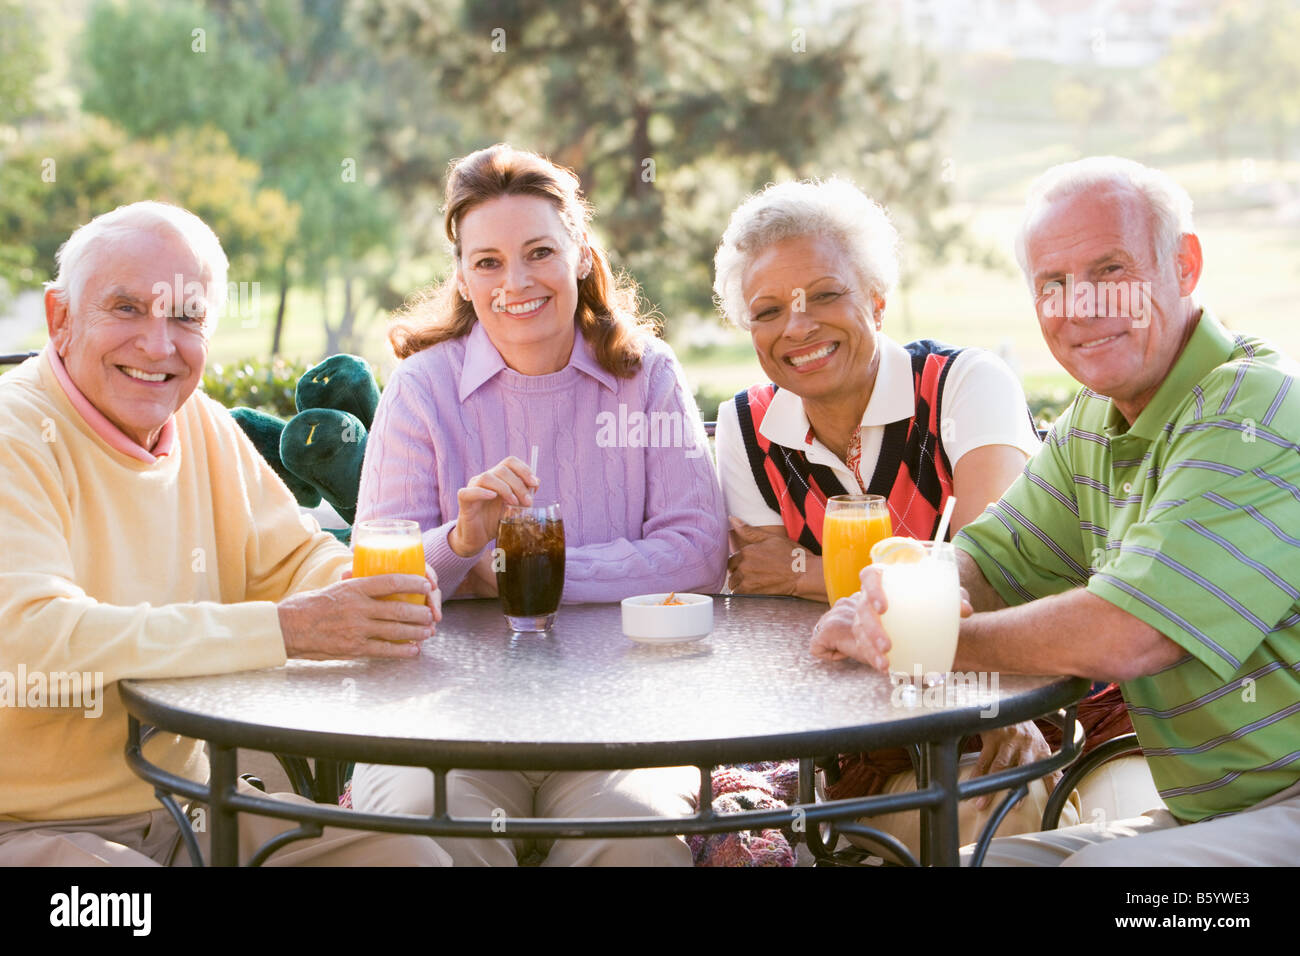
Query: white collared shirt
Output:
[[714, 336, 1041, 527]]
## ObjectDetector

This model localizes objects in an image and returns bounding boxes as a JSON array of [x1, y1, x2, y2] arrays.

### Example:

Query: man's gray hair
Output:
[[714, 178, 900, 329], [46, 200, 230, 333], [1014, 156, 1195, 280]]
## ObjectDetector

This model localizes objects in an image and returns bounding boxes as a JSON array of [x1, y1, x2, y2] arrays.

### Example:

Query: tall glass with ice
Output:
[[877, 541, 961, 684], [495, 503, 565, 632]]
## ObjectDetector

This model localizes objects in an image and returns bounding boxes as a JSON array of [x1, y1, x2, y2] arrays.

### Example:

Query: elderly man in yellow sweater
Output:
[[0, 201, 450, 866]]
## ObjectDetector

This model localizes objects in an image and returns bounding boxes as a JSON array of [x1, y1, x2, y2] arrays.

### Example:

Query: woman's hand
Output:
[[448, 456, 540, 558], [454, 549, 500, 599], [727, 519, 827, 601]]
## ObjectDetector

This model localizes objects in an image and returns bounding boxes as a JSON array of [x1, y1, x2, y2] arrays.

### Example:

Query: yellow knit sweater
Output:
[[0, 353, 350, 820]]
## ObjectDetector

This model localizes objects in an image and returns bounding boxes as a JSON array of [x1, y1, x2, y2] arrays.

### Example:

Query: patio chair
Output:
[[805, 732, 1144, 865], [273, 754, 350, 804]]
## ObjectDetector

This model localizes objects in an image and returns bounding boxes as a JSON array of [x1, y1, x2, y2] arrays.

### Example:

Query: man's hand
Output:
[[278, 573, 439, 660], [809, 593, 891, 669], [340, 562, 445, 612], [727, 519, 826, 600], [972, 722, 1062, 810], [809, 566, 973, 668]]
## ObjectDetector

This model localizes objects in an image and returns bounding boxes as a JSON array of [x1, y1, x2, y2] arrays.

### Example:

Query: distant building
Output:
[[884, 0, 1221, 66]]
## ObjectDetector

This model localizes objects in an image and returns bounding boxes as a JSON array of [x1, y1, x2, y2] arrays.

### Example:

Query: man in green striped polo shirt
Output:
[[811, 156, 1300, 865]]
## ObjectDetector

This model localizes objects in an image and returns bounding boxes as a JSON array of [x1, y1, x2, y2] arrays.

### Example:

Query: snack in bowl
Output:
[[621, 593, 713, 644]]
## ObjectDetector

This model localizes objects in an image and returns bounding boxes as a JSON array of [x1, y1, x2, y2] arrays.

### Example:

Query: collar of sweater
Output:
[[457, 320, 619, 401], [43, 343, 176, 464]]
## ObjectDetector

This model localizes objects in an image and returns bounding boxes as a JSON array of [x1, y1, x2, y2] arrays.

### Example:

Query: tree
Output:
[[0, 0, 51, 312], [0, 121, 147, 295], [80, 0, 402, 356], [1164, 0, 1300, 163], [0, 118, 296, 316], [0, 0, 47, 125], [1052, 77, 1109, 148], [353, 1, 967, 329], [1234, 0, 1300, 162]]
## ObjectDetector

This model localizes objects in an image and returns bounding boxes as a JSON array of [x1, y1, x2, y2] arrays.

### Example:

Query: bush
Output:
[[692, 384, 734, 424], [1026, 386, 1077, 429], [201, 358, 309, 418]]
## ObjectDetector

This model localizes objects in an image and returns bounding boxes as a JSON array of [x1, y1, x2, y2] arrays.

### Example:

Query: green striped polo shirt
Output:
[[956, 310, 1300, 822]]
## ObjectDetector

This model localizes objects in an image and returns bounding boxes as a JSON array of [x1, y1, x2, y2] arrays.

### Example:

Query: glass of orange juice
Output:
[[821, 494, 893, 605], [352, 519, 426, 605]]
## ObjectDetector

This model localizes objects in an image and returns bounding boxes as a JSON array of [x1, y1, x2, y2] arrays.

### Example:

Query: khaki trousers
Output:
[[965, 775, 1300, 866], [842, 754, 1162, 864], [351, 762, 700, 866], [0, 779, 450, 867]]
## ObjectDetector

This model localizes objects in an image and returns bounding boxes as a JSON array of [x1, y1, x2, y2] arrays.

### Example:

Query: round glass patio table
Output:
[[120, 596, 1089, 866]]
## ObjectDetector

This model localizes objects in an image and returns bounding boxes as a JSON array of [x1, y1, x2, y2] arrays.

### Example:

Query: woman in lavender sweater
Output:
[[349, 144, 726, 866]]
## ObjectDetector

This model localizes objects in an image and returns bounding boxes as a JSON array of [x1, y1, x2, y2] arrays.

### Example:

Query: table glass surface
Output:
[[122, 597, 1071, 749]]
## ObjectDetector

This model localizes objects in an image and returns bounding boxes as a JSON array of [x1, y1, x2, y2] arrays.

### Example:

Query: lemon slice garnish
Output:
[[870, 536, 927, 565]]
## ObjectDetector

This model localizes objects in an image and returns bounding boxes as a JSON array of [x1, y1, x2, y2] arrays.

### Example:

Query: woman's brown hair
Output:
[[389, 144, 657, 376]]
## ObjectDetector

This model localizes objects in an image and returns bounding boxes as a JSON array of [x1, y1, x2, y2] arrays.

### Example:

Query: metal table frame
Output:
[[121, 674, 1089, 868]]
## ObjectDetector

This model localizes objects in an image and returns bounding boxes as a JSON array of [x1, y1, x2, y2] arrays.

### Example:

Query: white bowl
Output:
[[621, 593, 713, 644]]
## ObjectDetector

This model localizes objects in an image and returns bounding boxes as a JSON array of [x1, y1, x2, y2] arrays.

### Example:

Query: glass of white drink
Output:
[[873, 540, 961, 686]]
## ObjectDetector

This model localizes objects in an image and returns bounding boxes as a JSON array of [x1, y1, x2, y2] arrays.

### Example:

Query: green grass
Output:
[[204, 284, 397, 370]]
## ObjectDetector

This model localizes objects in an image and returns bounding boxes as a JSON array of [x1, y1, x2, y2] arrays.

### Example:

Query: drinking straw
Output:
[[933, 495, 957, 544], [528, 444, 540, 500]]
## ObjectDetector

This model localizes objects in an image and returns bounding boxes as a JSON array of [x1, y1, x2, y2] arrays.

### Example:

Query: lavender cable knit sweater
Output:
[[356, 321, 728, 602]]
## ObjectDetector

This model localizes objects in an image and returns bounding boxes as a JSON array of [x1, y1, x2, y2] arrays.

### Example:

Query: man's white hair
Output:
[[713, 178, 900, 329], [1014, 156, 1195, 281], [46, 200, 230, 334]]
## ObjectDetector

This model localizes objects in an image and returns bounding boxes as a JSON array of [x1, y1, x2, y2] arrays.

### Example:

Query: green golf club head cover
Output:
[[280, 408, 368, 526], [295, 354, 380, 430], [229, 407, 323, 508]]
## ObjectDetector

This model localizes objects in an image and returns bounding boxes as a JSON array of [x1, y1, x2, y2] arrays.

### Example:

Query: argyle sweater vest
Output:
[[734, 340, 965, 553]]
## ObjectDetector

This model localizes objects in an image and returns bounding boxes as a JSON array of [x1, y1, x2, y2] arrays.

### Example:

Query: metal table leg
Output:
[[911, 742, 931, 864], [923, 737, 961, 867], [209, 744, 240, 867]]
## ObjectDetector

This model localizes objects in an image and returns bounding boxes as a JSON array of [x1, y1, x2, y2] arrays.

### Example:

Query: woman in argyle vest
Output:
[[711, 179, 1040, 599]]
